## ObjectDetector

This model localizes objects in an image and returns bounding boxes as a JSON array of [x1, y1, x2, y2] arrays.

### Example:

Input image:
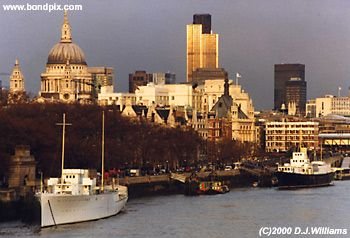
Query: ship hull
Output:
[[39, 192, 128, 227], [275, 172, 334, 189]]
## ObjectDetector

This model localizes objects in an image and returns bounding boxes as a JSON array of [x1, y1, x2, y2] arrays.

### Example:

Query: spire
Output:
[[15, 58, 19, 66], [61, 10, 72, 43], [224, 77, 229, 96]]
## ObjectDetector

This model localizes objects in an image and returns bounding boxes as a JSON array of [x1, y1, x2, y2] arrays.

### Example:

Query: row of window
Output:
[[266, 124, 317, 128], [266, 130, 316, 134], [49, 65, 84, 70], [280, 167, 307, 173], [266, 142, 316, 147], [240, 125, 252, 130], [267, 136, 316, 140], [292, 160, 305, 163]]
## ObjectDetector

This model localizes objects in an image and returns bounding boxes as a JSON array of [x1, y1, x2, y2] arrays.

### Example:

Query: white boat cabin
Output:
[[278, 148, 331, 175], [47, 169, 97, 195]]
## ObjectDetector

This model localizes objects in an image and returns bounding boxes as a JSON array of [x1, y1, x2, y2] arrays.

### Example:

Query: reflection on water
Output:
[[0, 181, 349, 238]]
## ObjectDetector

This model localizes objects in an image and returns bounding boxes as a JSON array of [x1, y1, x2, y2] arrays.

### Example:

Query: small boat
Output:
[[197, 181, 230, 195], [37, 112, 128, 227], [334, 157, 350, 180], [275, 147, 334, 189], [184, 172, 229, 195], [334, 168, 350, 180]]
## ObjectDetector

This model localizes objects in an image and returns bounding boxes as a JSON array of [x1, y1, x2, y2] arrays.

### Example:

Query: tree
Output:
[[0, 103, 204, 177]]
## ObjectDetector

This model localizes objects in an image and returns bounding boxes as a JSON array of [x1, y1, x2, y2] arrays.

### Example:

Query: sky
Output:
[[1, 0, 350, 109]]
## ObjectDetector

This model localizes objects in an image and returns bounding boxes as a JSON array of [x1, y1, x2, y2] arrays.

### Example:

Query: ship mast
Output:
[[101, 111, 105, 192], [298, 128, 302, 152], [56, 113, 71, 188]]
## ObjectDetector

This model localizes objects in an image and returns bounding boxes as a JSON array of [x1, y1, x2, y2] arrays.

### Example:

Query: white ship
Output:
[[37, 113, 128, 227]]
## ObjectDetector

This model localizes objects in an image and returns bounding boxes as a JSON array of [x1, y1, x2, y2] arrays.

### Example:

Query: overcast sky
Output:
[[1, 0, 350, 109]]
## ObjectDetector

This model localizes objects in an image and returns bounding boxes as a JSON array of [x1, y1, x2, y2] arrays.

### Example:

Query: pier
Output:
[[116, 168, 274, 198]]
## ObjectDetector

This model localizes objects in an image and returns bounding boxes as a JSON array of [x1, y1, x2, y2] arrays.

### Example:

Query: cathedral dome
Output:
[[46, 11, 87, 65], [47, 42, 87, 65]]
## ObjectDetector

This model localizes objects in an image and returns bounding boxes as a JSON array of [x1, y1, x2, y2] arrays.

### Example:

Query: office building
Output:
[[265, 120, 319, 152], [192, 68, 227, 85], [193, 14, 211, 34], [306, 94, 350, 118], [186, 14, 219, 82], [274, 64, 305, 112], [285, 77, 307, 115], [128, 70, 153, 93], [88, 67, 114, 98], [152, 72, 176, 85]]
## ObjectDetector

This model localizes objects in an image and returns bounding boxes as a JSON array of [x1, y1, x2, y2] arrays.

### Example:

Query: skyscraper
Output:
[[193, 14, 211, 34], [187, 14, 218, 83], [274, 64, 306, 113]]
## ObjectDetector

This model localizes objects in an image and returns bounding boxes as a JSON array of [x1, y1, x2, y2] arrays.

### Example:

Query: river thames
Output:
[[1, 181, 349, 238]]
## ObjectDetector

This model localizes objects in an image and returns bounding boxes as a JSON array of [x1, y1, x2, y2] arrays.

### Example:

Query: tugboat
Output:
[[275, 147, 334, 189]]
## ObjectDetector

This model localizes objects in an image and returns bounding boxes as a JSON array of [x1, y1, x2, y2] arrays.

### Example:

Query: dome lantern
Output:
[[46, 11, 87, 65], [61, 10, 72, 43]]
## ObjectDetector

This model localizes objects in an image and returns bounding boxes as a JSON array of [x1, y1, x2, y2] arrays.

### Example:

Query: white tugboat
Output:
[[275, 147, 334, 189], [37, 112, 128, 227]]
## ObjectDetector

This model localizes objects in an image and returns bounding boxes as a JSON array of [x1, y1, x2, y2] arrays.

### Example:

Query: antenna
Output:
[[56, 113, 72, 189]]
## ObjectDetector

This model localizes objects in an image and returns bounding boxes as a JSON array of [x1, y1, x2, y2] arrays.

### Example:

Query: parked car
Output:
[[224, 165, 233, 171]]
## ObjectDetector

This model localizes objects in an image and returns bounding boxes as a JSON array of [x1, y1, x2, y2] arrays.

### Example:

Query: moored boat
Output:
[[39, 169, 127, 227], [275, 147, 334, 189], [184, 172, 230, 195], [334, 157, 350, 180], [197, 181, 230, 195], [37, 112, 128, 227]]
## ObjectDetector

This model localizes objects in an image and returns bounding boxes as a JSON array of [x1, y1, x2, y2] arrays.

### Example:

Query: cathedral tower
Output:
[[8, 59, 26, 104]]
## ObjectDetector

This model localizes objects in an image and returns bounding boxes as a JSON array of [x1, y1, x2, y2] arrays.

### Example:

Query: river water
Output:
[[1, 181, 349, 238]]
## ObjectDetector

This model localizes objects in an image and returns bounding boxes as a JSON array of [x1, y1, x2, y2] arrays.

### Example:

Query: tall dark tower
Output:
[[193, 14, 211, 34], [286, 78, 307, 115], [274, 64, 305, 113]]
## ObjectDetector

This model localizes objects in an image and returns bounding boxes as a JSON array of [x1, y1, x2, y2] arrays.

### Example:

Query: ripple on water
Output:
[[2, 182, 349, 238]]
